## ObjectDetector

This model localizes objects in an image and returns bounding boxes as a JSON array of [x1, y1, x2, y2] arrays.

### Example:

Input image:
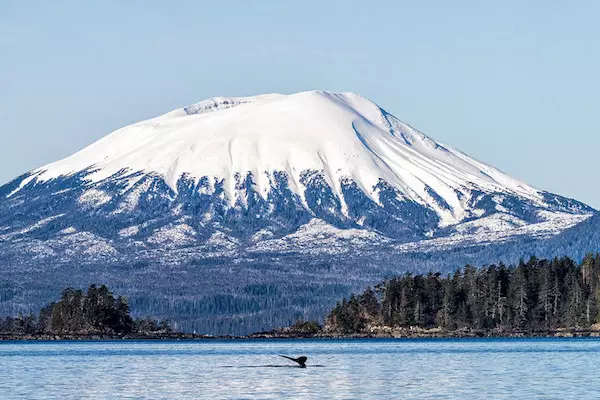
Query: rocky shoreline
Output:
[[0, 332, 220, 341], [5, 327, 600, 341], [247, 326, 600, 339]]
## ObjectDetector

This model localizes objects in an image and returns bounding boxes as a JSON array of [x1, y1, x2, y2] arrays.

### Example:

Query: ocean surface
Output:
[[2, 338, 600, 399]]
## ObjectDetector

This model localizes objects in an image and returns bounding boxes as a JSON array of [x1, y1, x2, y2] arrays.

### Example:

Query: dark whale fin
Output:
[[279, 355, 308, 368]]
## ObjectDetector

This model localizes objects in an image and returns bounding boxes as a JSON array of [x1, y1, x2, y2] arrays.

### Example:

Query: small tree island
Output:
[[0, 284, 177, 339]]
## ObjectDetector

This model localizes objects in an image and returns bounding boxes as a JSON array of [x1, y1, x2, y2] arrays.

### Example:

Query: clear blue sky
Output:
[[1, 1, 599, 207]]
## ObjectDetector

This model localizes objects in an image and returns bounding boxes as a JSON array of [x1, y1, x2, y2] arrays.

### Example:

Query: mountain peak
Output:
[[179, 90, 364, 116]]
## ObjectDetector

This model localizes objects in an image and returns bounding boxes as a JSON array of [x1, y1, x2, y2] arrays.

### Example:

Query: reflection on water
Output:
[[2, 338, 600, 399]]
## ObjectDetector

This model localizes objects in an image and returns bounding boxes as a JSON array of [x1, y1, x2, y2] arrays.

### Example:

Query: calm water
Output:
[[1, 338, 600, 399]]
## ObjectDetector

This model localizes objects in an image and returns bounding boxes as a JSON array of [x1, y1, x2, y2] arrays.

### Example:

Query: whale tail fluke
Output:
[[279, 355, 308, 368]]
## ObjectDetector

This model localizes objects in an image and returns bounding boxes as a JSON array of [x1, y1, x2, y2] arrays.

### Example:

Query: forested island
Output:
[[319, 254, 600, 337], [5, 254, 600, 339], [0, 284, 189, 340]]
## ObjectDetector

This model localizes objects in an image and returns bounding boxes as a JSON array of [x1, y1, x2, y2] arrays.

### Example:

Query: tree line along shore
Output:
[[4, 254, 600, 339], [319, 253, 600, 337]]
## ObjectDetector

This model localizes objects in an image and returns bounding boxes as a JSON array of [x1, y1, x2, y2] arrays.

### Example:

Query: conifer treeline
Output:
[[0, 284, 171, 336], [327, 254, 600, 334]]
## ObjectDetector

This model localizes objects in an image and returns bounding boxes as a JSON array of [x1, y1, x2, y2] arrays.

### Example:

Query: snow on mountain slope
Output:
[[394, 211, 591, 253], [248, 218, 390, 255], [17, 90, 556, 227]]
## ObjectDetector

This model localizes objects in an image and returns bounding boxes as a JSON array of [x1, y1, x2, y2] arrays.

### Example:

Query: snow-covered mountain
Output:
[[3, 90, 593, 246], [0, 90, 595, 334]]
